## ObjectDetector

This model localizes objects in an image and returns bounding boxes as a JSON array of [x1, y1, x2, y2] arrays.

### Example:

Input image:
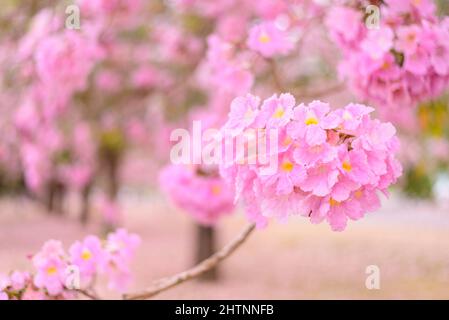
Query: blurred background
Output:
[[0, 0, 448, 299]]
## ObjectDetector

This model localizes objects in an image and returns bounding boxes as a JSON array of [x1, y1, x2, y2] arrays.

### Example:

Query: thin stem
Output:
[[123, 223, 256, 300], [75, 289, 100, 300]]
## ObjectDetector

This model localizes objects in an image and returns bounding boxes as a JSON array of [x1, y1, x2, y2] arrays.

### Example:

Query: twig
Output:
[[75, 289, 100, 300], [123, 223, 257, 300]]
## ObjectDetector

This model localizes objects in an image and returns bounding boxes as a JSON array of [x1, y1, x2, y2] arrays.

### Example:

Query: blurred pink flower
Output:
[[10, 271, 30, 291], [69, 236, 106, 280], [247, 21, 294, 58], [160, 165, 235, 226], [32, 240, 67, 296]]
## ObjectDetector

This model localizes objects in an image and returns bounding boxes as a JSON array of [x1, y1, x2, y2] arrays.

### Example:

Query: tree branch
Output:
[[123, 223, 256, 300], [75, 289, 100, 300]]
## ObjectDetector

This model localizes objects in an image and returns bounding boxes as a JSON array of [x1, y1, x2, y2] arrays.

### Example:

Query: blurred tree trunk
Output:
[[46, 180, 65, 215], [46, 182, 55, 213], [194, 224, 218, 281], [80, 182, 93, 226], [103, 155, 119, 234], [99, 129, 125, 234]]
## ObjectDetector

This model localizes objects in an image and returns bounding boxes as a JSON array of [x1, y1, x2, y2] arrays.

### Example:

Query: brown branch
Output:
[[123, 223, 257, 300], [74, 289, 100, 300]]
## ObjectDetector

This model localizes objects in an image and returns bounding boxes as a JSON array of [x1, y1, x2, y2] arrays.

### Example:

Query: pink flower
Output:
[[35, 30, 101, 96], [69, 236, 106, 280], [325, 6, 364, 50], [429, 28, 449, 76], [361, 27, 394, 60], [257, 93, 295, 129], [10, 271, 30, 291], [106, 229, 141, 263], [202, 35, 254, 95], [404, 47, 430, 75], [396, 25, 422, 54], [259, 156, 306, 196], [32, 240, 67, 296], [287, 101, 337, 146], [247, 21, 294, 58], [337, 148, 376, 185], [294, 142, 336, 167], [223, 93, 260, 135], [160, 165, 235, 226], [326, 187, 381, 231], [103, 229, 141, 292], [330, 176, 360, 202], [301, 162, 339, 197]]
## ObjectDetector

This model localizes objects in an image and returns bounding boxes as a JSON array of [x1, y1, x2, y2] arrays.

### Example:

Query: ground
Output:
[[1, 192, 448, 299]]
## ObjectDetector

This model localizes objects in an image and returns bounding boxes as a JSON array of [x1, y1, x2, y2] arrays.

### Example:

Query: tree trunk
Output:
[[194, 224, 218, 281], [103, 155, 119, 234], [80, 183, 93, 226], [54, 182, 65, 215], [46, 180, 65, 215], [46, 182, 56, 214]]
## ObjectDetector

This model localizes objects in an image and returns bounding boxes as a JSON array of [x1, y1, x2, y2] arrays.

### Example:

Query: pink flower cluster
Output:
[[219, 93, 402, 231], [160, 164, 235, 226], [0, 229, 140, 300], [327, 0, 449, 114], [35, 30, 102, 100]]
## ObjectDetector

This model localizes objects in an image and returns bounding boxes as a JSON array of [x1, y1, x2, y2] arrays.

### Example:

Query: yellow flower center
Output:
[[381, 61, 391, 70], [342, 161, 352, 172], [281, 160, 294, 172], [329, 198, 340, 207], [46, 266, 57, 276], [273, 107, 285, 119], [354, 189, 363, 199], [305, 117, 318, 125], [81, 249, 92, 261], [259, 33, 271, 43], [211, 185, 221, 195]]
